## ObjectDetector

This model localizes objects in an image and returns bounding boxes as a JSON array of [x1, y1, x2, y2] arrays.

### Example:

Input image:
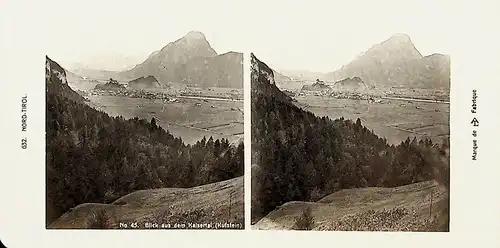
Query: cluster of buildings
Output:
[[88, 87, 243, 103], [287, 88, 379, 101], [89, 88, 175, 100]]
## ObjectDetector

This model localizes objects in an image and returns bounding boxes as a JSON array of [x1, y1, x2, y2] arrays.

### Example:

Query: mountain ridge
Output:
[[271, 34, 450, 90], [46, 56, 86, 102], [324, 34, 450, 89], [117, 31, 243, 88]]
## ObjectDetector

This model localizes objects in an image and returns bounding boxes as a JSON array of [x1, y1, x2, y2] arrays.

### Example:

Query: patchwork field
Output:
[[293, 95, 449, 145], [86, 94, 244, 145]]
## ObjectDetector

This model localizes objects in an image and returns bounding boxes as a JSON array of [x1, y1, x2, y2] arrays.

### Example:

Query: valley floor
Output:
[[49, 176, 244, 229], [292, 95, 449, 145], [85, 94, 244, 145]]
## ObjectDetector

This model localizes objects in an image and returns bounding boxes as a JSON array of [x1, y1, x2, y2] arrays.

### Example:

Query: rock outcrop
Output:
[[127, 76, 160, 90], [94, 79, 126, 91]]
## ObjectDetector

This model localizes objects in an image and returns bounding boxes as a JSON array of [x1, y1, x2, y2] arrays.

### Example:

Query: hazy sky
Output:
[[45, 0, 460, 72], [248, 0, 457, 73], [45, 0, 248, 71]]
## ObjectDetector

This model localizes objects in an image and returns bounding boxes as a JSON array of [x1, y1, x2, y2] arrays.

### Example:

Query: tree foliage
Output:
[[46, 86, 244, 226]]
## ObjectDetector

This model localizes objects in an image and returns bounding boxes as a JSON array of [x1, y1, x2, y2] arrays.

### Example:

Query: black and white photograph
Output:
[[44, 1, 244, 229], [250, 1, 450, 231], [2, 0, 500, 247]]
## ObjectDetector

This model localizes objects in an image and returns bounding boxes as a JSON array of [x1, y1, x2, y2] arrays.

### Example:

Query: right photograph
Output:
[[250, 33, 450, 231]]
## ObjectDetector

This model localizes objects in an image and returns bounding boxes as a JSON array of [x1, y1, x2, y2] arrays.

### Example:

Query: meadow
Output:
[[86, 94, 243, 145], [294, 95, 449, 145]]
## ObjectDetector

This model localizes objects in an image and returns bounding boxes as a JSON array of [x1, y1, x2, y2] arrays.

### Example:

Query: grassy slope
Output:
[[253, 180, 448, 231], [49, 176, 244, 229]]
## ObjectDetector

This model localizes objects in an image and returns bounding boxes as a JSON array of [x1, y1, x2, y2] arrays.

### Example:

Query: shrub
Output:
[[293, 207, 314, 230], [89, 209, 115, 229]]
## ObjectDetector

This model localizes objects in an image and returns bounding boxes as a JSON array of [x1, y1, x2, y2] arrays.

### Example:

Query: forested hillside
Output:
[[46, 56, 244, 226], [250, 53, 449, 223]]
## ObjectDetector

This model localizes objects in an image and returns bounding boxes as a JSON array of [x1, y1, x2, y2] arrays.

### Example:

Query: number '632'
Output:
[[21, 138, 27, 149]]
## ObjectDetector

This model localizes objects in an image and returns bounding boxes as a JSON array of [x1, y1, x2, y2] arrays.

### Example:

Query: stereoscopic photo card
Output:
[[1, 0, 499, 247]]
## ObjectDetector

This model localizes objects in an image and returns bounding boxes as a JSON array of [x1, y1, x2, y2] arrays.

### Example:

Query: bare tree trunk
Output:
[[429, 190, 433, 219], [229, 190, 233, 220]]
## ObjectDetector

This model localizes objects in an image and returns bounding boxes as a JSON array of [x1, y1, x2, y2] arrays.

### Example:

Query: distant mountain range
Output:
[[64, 69, 84, 82], [119, 31, 243, 88], [277, 34, 450, 90], [277, 69, 326, 82], [70, 68, 122, 81], [272, 69, 292, 82], [66, 31, 243, 89]]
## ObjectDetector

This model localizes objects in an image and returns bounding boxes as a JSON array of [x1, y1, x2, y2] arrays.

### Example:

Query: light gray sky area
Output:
[[45, 0, 458, 72], [249, 0, 455, 73], [45, 0, 248, 71]]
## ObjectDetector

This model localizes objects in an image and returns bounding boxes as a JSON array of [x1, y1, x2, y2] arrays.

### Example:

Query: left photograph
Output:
[[45, 29, 244, 229]]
